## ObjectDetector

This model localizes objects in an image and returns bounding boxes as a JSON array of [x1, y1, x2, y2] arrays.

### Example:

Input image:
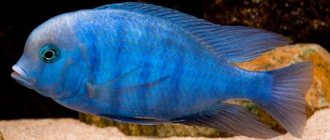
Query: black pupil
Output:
[[44, 50, 54, 59]]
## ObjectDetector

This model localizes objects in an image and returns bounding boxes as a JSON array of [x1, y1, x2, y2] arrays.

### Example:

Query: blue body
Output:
[[55, 10, 268, 120], [12, 3, 312, 138]]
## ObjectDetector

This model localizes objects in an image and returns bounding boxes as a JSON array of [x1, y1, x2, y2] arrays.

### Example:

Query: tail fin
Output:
[[253, 62, 313, 137]]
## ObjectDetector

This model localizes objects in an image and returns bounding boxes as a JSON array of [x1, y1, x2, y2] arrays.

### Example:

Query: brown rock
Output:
[[237, 43, 330, 115], [79, 114, 230, 137], [80, 44, 330, 137], [0, 131, 4, 140]]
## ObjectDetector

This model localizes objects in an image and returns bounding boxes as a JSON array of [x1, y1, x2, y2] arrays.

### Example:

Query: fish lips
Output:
[[11, 65, 35, 88], [11, 65, 65, 99]]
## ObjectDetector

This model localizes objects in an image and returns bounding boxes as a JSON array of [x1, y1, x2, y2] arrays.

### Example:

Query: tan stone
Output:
[[0, 131, 4, 140], [237, 44, 330, 115]]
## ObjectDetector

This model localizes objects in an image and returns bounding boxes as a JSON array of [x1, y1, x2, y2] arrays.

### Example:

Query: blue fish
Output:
[[11, 2, 312, 138]]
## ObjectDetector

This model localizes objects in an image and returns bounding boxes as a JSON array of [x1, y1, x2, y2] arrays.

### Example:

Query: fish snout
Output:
[[11, 65, 35, 86]]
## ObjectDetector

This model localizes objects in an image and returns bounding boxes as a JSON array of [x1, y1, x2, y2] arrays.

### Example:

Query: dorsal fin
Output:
[[96, 2, 290, 63]]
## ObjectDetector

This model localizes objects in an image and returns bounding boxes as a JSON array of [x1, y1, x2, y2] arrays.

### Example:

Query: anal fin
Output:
[[173, 104, 280, 139]]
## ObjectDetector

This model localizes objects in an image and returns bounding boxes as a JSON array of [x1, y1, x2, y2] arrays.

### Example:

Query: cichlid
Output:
[[11, 2, 312, 138]]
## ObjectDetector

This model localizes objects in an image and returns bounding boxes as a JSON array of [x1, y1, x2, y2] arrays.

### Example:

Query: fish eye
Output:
[[39, 44, 60, 63]]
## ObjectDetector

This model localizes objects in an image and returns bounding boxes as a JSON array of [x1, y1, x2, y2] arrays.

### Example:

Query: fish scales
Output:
[[11, 2, 312, 138], [72, 10, 231, 118]]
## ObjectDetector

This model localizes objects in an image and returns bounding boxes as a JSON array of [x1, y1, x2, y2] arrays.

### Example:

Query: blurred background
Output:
[[0, 0, 329, 120]]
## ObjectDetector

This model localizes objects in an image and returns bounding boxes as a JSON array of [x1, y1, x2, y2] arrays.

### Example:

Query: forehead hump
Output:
[[25, 13, 77, 49]]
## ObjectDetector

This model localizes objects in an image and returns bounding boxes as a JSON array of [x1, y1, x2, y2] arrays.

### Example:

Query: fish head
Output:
[[11, 13, 89, 100]]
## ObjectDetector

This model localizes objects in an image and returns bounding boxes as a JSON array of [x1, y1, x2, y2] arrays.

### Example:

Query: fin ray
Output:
[[173, 104, 280, 139], [251, 62, 313, 137], [96, 2, 290, 63]]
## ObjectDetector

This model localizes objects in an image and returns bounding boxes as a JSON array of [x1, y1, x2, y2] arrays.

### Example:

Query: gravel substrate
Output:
[[0, 109, 329, 140]]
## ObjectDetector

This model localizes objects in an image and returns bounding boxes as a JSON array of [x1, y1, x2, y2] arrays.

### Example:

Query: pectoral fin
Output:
[[87, 76, 170, 96]]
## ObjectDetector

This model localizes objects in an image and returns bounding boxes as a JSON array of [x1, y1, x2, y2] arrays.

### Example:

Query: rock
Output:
[[234, 43, 330, 131], [237, 44, 330, 115], [79, 115, 230, 137], [0, 131, 4, 140], [80, 44, 330, 137]]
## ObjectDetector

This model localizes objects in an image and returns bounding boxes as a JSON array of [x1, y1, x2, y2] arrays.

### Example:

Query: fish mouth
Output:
[[11, 65, 35, 86]]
